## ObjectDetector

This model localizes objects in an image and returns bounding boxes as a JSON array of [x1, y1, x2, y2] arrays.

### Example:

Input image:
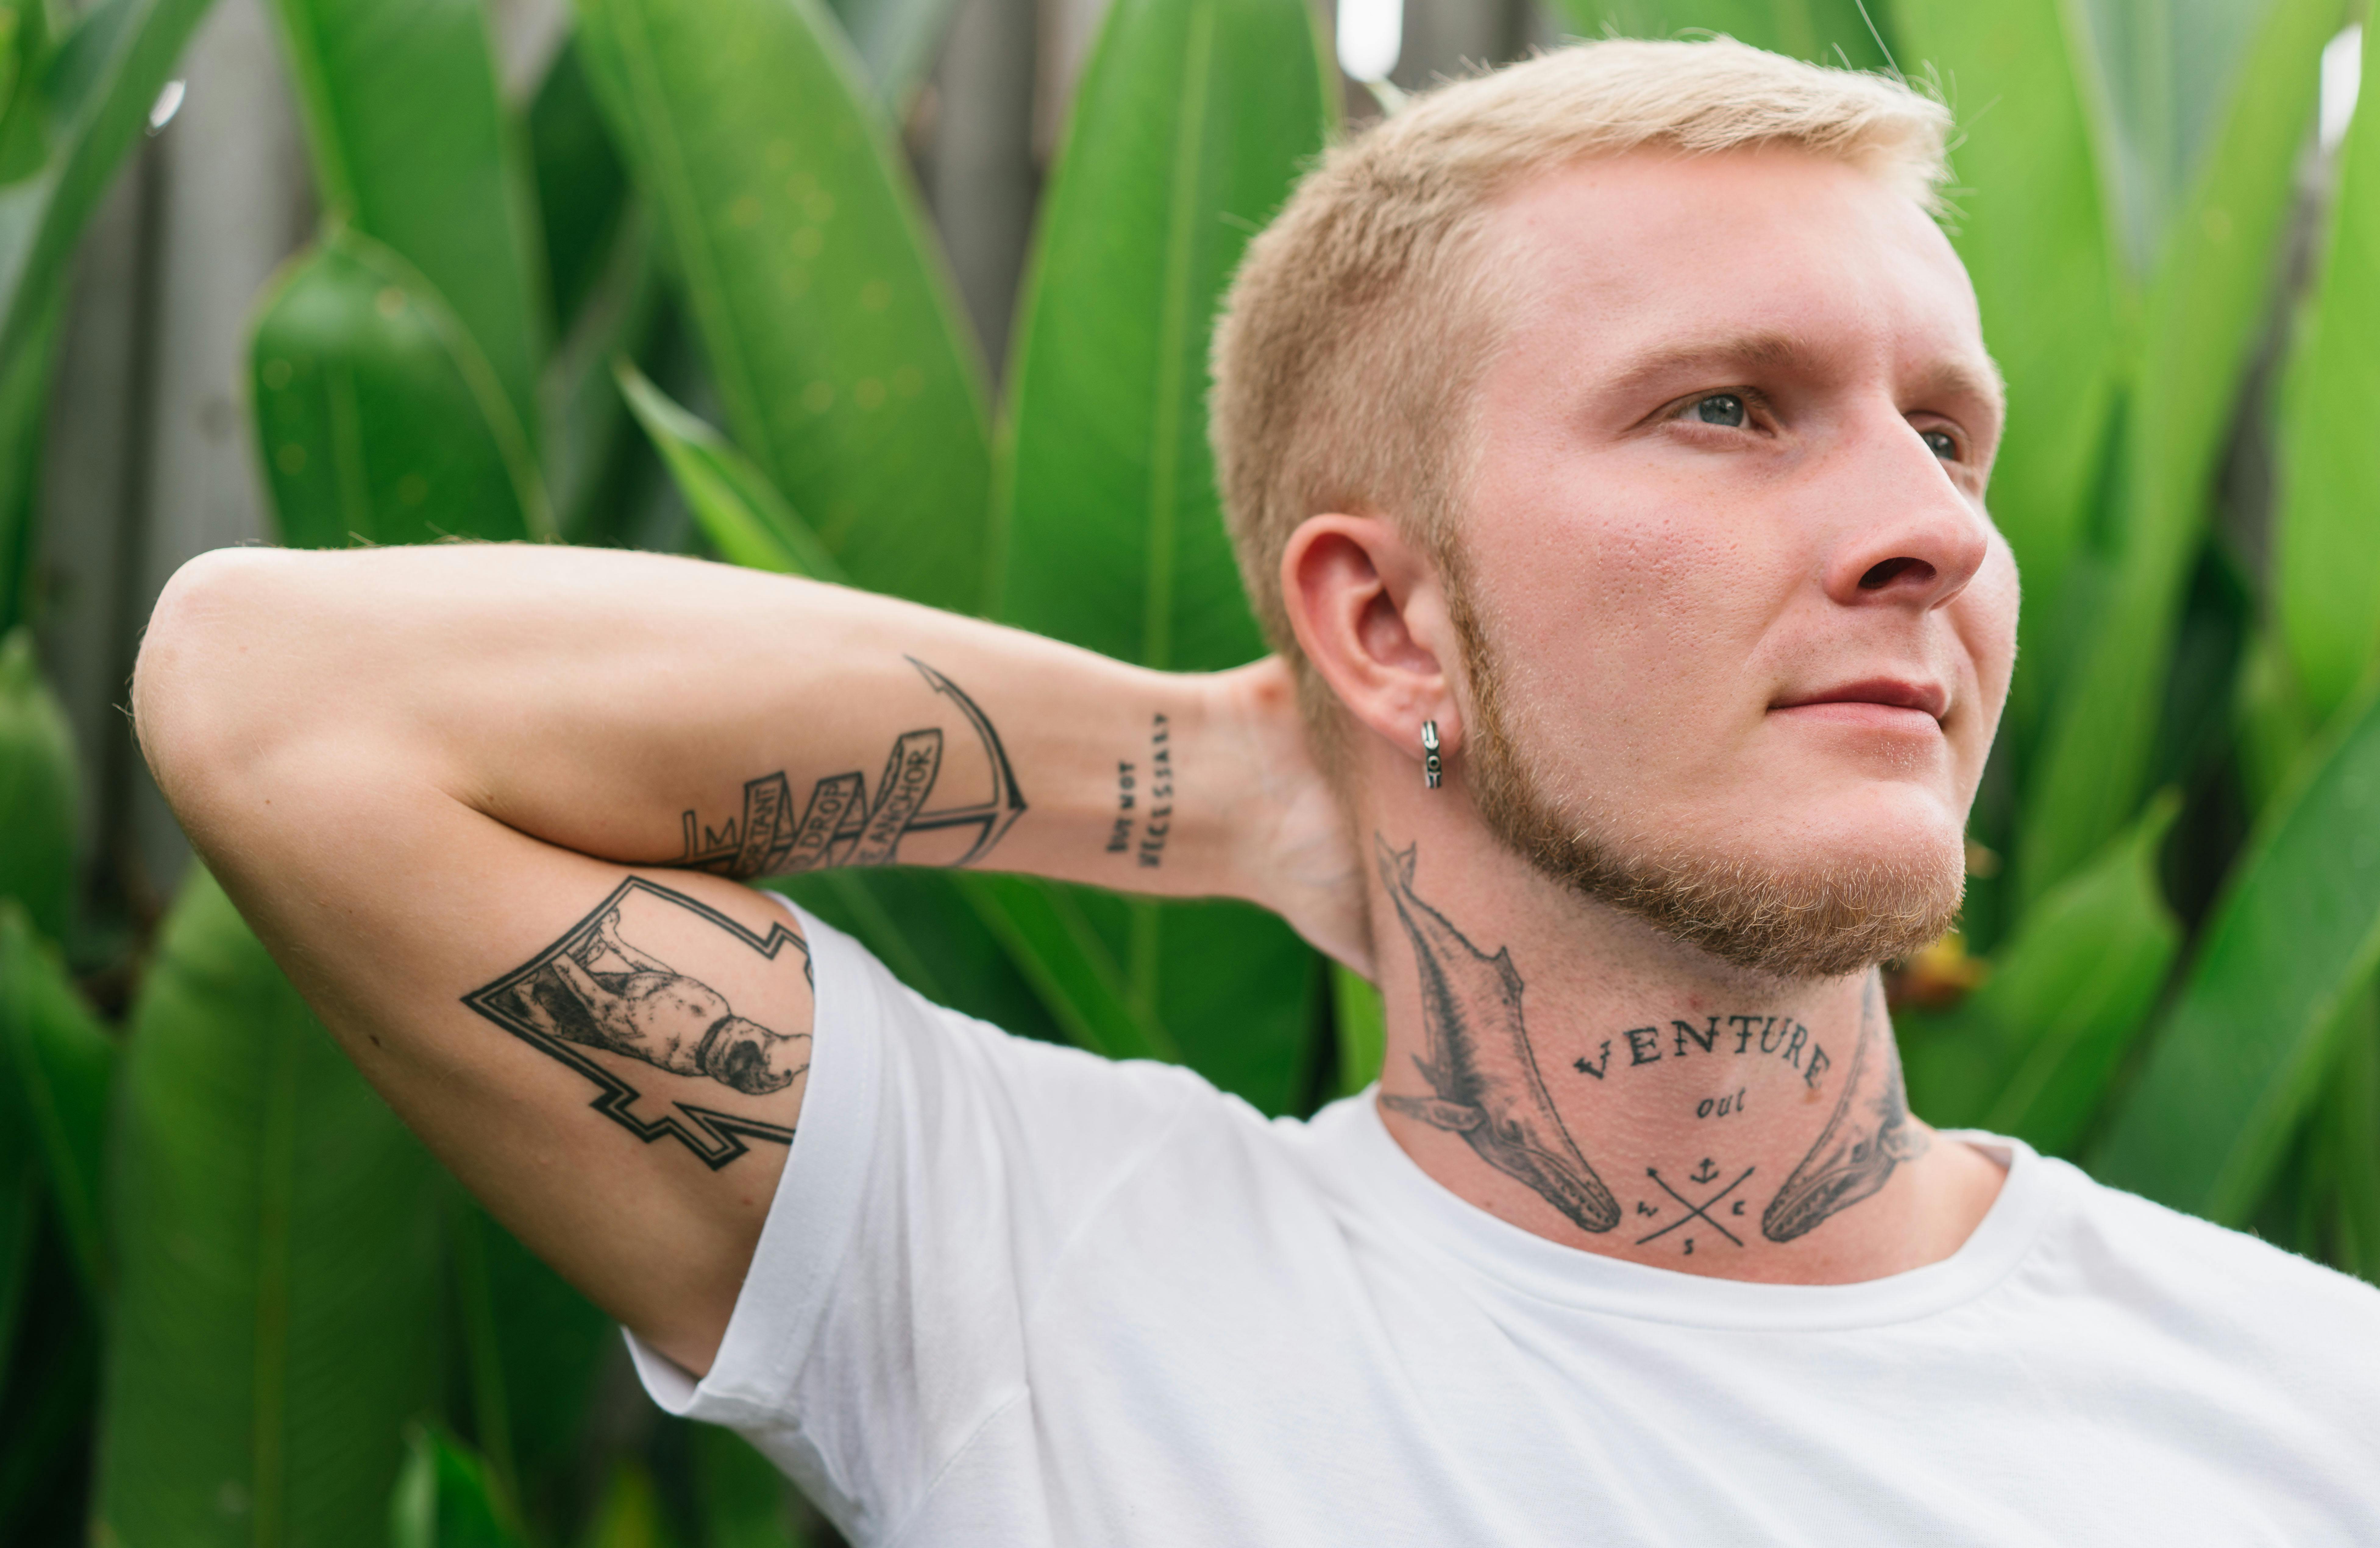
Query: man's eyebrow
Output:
[[1601, 332, 2008, 419]]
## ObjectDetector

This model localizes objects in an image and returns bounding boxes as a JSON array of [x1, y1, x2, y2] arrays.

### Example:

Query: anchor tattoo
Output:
[[1639, 1160, 1755, 1249], [675, 657, 1026, 878]]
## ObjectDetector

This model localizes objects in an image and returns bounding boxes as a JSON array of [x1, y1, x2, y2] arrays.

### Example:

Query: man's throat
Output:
[[1370, 833, 1933, 1280]]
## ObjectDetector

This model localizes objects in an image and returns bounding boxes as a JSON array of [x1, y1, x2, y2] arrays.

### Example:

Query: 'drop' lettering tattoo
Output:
[[1374, 835, 1621, 1235], [676, 658, 1025, 880], [462, 878, 810, 1169]]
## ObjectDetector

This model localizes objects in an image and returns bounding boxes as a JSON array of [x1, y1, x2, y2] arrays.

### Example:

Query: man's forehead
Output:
[[1481, 148, 1997, 408]]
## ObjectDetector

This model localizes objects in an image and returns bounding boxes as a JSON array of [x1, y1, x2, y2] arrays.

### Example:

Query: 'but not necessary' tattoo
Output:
[[1136, 713, 1174, 868]]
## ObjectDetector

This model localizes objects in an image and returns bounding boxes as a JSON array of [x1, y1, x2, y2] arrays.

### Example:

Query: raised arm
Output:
[[132, 543, 1355, 1374]]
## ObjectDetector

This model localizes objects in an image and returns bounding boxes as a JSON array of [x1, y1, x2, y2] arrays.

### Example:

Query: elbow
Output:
[[133, 547, 295, 826]]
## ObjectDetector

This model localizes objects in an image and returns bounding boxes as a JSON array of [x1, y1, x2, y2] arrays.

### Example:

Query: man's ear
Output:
[[1280, 514, 1465, 765]]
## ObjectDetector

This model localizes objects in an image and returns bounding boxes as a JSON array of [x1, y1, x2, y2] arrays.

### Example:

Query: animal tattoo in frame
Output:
[[1761, 976, 1927, 1241], [675, 657, 1027, 879], [1374, 836, 1622, 1234], [462, 877, 811, 1169]]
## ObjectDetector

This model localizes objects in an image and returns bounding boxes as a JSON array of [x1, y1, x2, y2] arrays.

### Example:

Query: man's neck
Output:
[[1362, 803, 2004, 1285]]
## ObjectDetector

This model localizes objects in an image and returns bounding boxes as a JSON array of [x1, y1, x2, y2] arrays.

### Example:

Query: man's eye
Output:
[[1920, 428, 1959, 460], [1690, 393, 1747, 427]]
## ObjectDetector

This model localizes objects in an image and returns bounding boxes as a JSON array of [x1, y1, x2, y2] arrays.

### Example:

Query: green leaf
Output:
[[822, 0, 961, 106], [1977, 793, 2181, 1154], [572, 0, 993, 612], [1894, 0, 2121, 745], [616, 360, 842, 578], [578, 1462, 674, 1548], [951, 872, 1179, 1063], [0, 1127, 34, 1399], [1543, 0, 1895, 69], [390, 1426, 531, 1548], [93, 869, 446, 1547], [264, 0, 545, 435], [446, 1199, 613, 1518], [250, 225, 552, 548], [2092, 673, 2380, 1221], [0, 628, 73, 941], [2018, 0, 2343, 906], [0, 901, 113, 1292], [993, 0, 1330, 1111], [0, 0, 218, 372], [0, 300, 58, 634], [2273, 19, 2380, 725], [689, 1426, 796, 1548], [1331, 961, 1385, 1100], [529, 34, 633, 339]]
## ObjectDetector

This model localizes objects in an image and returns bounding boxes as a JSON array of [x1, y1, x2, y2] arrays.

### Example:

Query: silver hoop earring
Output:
[[1421, 720, 1442, 789]]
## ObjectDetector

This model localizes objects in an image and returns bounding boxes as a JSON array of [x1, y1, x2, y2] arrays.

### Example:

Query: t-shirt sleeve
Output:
[[622, 893, 1215, 1539]]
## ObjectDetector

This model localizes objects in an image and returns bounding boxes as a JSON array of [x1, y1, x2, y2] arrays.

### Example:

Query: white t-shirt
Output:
[[630, 903, 2380, 1546]]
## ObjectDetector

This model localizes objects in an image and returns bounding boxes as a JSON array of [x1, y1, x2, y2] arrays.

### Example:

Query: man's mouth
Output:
[[1769, 678, 1948, 727]]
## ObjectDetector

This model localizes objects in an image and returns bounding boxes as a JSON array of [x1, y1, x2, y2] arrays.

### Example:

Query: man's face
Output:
[[1449, 146, 2017, 976]]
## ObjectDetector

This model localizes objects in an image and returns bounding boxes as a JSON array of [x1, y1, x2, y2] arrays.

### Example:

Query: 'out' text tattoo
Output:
[[1375, 836, 1622, 1234], [1761, 978, 1927, 1241], [462, 878, 810, 1169], [676, 658, 1025, 879]]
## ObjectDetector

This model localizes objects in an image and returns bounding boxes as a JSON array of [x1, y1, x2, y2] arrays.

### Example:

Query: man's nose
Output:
[[1817, 415, 1992, 612]]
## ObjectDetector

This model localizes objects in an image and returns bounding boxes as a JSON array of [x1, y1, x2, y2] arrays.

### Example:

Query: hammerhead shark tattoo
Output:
[[1375, 837, 1622, 1234]]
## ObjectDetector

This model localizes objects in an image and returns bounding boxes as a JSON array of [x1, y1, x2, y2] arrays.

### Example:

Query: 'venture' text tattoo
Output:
[[1761, 977, 1927, 1241], [676, 658, 1025, 879], [1375, 836, 1622, 1234], [462, 878, 810, 1169]]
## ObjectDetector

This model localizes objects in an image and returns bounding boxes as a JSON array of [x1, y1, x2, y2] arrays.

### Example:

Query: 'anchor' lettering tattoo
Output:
[[675, 658, 1025, 879]]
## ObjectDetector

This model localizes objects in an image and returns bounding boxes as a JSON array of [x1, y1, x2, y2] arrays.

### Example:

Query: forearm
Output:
[[139, 543, 1256, 903]]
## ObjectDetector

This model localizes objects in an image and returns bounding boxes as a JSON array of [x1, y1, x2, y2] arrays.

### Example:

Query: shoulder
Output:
[[2037, 1156, 2380, 1373]]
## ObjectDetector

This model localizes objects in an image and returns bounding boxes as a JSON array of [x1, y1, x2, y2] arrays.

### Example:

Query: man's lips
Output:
[[1769, 678, 1948, 726]]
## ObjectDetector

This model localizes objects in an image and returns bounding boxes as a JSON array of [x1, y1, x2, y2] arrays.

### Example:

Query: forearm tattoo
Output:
[[462, 878, 810, 1168], [1375, 836, 1623, 1234], [675, 658, 1025, 879], [1374, 833, 1926, 1252], [1103, 712, 1174, 866]]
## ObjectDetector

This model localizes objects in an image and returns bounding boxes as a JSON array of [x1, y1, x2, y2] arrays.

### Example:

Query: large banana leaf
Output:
[[95, 870, 446, 1546], [572, 0, 993, 613], [1893, 0, 2122, 747], [251, 225, 551, 548], [0, 901, 112, 1292], [2018, 0, 2341, 907], [1545, 0, 1893, 69], [446, 1200, 613, 1524], [264, 0, 545, 435], [0, 627, 72, 940], [2093, 672, 2380, 1221], [616, 360, 841, 577], [530, 35, 633, 342], [2272, 19, 2380, 724], [0, 0, 218, 371], [1901, 794, 2179, 1155], [0, 1093, 34, 1396], [995, 0, 1329, 1111]]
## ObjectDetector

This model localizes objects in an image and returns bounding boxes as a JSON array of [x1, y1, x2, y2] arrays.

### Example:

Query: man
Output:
[[134, 37, 2378, 1545]]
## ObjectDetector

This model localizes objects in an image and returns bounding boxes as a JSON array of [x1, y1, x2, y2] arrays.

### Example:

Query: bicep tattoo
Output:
[[675, 658, 1026, 880], [463, 877, 810, 1169]]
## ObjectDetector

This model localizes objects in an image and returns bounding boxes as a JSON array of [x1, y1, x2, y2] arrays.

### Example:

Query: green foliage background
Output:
[[0, 0, 2373, 1539]]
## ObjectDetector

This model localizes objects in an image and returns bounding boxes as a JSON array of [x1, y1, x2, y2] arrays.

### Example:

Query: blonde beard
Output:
[[1451, 597, 1964, 980]]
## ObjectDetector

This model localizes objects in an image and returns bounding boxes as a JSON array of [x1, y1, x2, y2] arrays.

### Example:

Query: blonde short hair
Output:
[[1209, 37, 1953, 739]]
